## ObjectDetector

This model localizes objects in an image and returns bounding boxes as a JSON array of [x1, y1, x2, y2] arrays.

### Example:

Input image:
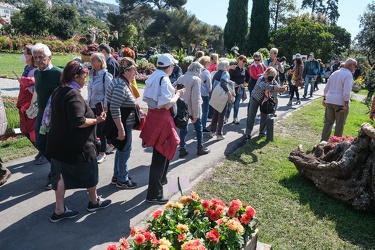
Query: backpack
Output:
[[159, 77, 189, 129]]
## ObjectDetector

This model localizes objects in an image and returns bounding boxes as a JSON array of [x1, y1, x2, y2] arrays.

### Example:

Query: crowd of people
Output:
[[0, 42, 365, 222]]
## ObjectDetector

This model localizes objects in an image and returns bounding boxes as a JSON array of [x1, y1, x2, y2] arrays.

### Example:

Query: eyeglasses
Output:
[[254, 59, 260, 61], [74, 63, 84, 75], [242, 60, 247, 63], [34, 55, 48, 61]]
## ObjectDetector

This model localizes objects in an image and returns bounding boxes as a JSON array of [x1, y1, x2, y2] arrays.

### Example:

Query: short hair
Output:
[[210, 53, 219, 64], [98, 43, 111, 54], [90, 52, 107, 69], [270, 48, 278, 54], [195, 51, 205, 58], [263, 67, 277, 79], [60, 61, 88, 85], [253, 52, 263, 61], [32, 43, 51, 57], [187, 62, 203, 74], [199, 56, 210, 66], [238, 55, 247, 62], [217, 60, 230, 71], [344, 58, 357, 68]]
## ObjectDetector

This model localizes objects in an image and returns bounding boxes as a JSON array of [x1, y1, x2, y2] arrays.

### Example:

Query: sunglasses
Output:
[[74, 63, 84, 75], [254, 59, 260, 61], [242, 60, 247, 63]]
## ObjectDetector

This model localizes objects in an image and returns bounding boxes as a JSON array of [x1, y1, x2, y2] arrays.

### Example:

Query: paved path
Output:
[[0, 78, 327, 249]]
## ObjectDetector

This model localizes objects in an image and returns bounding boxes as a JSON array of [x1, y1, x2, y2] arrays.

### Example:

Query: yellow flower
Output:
[[175, 202, 184, 209], [227, 219, 244, 233], [159, 238, 171, 247], [165, 202, 174, 209], [191, 191, 201, 200], [177, 224, 189, 233]]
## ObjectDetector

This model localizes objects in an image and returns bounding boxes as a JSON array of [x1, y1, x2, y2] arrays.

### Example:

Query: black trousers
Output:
[[146, 148, 169, 199]]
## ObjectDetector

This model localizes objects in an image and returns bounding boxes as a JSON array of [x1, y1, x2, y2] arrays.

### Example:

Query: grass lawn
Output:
[[196, 99, 375, 249], [0, 53, 81, 79]]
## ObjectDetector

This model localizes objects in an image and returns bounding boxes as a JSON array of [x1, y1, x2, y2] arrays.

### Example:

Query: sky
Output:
[[98, 0, 370, 39]]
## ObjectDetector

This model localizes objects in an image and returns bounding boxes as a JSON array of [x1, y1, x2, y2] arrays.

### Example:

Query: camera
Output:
[[176, 83, 184, 90], [277, 57, 286, 62]]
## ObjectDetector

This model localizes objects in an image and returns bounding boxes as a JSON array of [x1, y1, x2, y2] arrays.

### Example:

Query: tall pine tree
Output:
[[246, 0, 270, 55], [224, 0, 248, 54]]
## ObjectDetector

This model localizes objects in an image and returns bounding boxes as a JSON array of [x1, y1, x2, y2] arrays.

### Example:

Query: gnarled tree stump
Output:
[[289, 123, 375, 211]]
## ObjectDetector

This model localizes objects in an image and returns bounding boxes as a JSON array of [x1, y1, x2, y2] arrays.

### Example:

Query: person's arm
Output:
[[370, 96, 375, 120], [78, 113, 106, 128], [163, 89, 184, 110]]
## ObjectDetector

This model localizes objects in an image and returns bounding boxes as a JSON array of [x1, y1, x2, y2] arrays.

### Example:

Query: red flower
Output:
[[206, 229, 219, 243], [152, 209, 163, 219], [133, 234, 146, 245], [106, 244, 117, 250], [202, 200, 210, 210], [178, 233, 187, 242], [240, 214, 251, 225], [229, 199, 242, 212], [245, 206, 256, 218], [130, 227, 138, 237], [227, 207, 236, 217]]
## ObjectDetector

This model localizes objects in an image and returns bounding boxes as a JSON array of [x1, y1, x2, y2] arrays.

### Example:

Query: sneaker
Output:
[[34, 151, 43, 160], [111, 177, 117, 185], [0, 169, 11, 186], [232, 118, 239, 125], [209, 132, 215, 138], [217, 135, 225, 140], [96, 154, 107, 164], [87, 196, 112, 212], [146, 197, 169, 204], [179, 148, 189, 158], [116, 179, 137, 189], [45, 181, 52, 190], [106, 145, 115, 154], [35, 156, 48, 165], [224, 118, 228, 124], [50, 206, 78, 222]]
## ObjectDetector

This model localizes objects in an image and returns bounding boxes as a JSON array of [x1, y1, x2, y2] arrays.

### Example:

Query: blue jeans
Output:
[[201, 95, 210, 130], [113, 122, 133, 182], [226, 87, 244, 119], [304, 75, 315, 96], [179, 118, 204, 148]]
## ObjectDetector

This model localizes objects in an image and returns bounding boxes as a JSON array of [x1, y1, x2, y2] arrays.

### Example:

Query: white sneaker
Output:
[[97, 154, 107, 164], [217, 135, 225, 140], [105, 145, 115, 154], [209, 132, 215, 138]]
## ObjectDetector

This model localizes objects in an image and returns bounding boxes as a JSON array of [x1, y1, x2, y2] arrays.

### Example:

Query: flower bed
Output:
[[107, 192, 258, 250]]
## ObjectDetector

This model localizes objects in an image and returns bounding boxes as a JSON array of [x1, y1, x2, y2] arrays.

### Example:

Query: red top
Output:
[[207, 63, 217, 73], [249, 63, 267, 80]]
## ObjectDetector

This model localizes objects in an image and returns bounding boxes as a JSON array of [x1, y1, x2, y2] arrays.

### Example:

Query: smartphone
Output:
[[95, 102, 103, 116], [12, 70, 20, 80]]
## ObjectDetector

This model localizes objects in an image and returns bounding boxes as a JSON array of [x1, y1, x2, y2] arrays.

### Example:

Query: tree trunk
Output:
[[289, 123, 375, 211]]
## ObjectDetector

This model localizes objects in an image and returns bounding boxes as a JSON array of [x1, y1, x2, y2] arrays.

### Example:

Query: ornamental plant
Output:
[[107, 192, 258, 250], [328, 134, 354, 148]]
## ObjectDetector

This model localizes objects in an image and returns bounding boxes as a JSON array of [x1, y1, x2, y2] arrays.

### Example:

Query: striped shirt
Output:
[[106, 77, 136, 120], [251, 76, 277, 103]]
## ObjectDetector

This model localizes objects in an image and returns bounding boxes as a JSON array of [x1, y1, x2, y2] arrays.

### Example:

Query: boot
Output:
[[295, 100, 301, 105], [287, 100, 292, 106], [179, 148, 189, 158], [197, 146, 210, 156]]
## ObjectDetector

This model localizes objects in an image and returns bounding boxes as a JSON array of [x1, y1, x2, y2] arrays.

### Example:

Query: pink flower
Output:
[[178, 233, 187, 242], [133, 234, 146, 245], [245, 206, 256, 218], [130, 227, 138, 237], [229, 199, 242, 211], [152, 209, 163, 219]]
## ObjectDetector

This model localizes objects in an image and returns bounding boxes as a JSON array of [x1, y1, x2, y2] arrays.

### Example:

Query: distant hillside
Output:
[[3, 0, 119, 21]]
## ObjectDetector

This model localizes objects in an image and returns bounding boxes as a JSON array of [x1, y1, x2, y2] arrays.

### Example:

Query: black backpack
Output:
[[159, 77, 189, 129]]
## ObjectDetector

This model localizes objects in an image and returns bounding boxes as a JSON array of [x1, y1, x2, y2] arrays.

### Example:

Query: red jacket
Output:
[[140, 108, 179, 160], [249, 63, 267, 80], [16, 76, 36, 141]]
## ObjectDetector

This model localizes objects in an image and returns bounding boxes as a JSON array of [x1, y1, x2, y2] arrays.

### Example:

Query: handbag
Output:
[[260, 90, 276, 114], [133, 103, 146, 130], [295, 79, 305, 87], [25, 91, 38, 119]]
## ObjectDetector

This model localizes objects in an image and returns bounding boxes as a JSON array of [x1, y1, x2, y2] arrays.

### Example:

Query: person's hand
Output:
[[191, 118, 197, 124], [117, 130, 125, 141], [96, 112, 106, 124], [322, 99, 326, 107], [228, 95, 233, 103], [339, 106, 348, 113]]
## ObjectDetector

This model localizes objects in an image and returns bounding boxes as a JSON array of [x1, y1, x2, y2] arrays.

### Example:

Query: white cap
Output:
[[157, 53, 178, 67], [295, 53, 301, 58]]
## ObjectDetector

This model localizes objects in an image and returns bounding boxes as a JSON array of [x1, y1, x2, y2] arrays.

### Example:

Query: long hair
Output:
[[60, 61, 88, 85], [294, 58, 303, 77]]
